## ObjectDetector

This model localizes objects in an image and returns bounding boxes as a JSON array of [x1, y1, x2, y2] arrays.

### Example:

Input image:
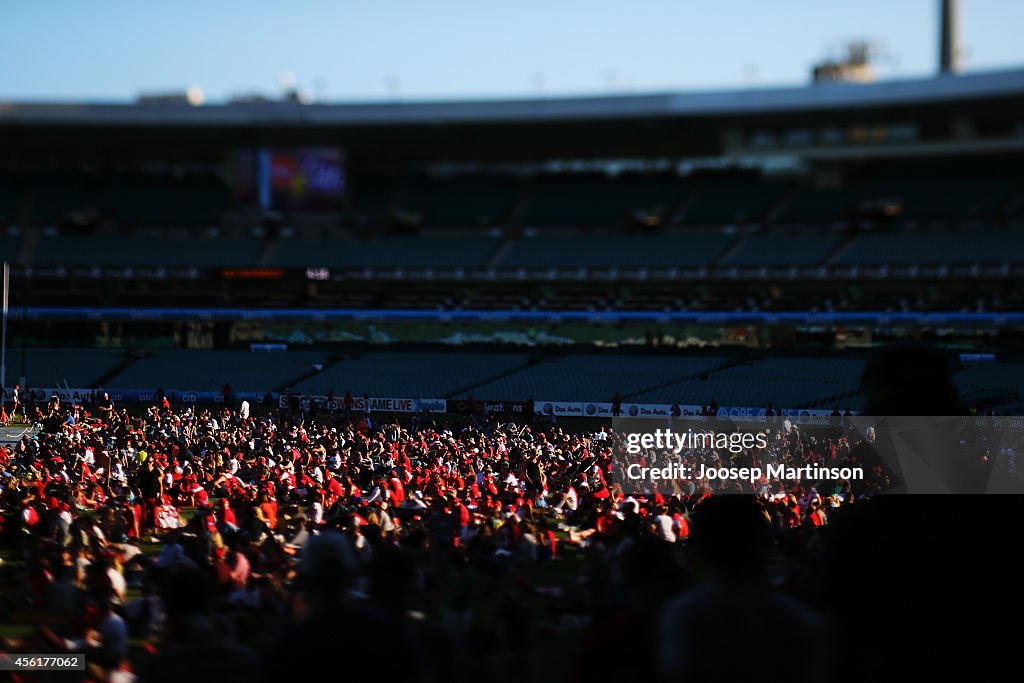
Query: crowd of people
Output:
[[0, 359, 1016, 681]]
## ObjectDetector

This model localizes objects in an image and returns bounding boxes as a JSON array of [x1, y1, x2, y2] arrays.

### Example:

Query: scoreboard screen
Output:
[[233, 147, 345, 211]]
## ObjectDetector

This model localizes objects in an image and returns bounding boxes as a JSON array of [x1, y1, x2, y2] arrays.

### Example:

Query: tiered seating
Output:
[[271, 236, 498, 269], [0, 179, 17, 222], [631, 357, 864, 408], [522, 174, 681, 228], [834, 228, 1024, 266], [954, 362, 1024, 399], [775, 188, 858, 223], [398, 177, 519, 228], [107, 350, 329, 392], [100, 176, 228, 227], [724, 233, 841, 267], [32, 235, 263, 267], [470, 355, 727, 401], [857, 175, 1020, 221], [0, 234, 20, 263], [29, 177, 103, 224], [9, 348, 126, 388], [345, 177, 397, 225], [291, 352, 531, 397], [683, 179, 789, 225], [499, 233, 734, 269]]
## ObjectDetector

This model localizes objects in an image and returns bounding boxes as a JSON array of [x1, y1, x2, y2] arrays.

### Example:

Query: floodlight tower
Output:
[[939, 0, 962, 74]]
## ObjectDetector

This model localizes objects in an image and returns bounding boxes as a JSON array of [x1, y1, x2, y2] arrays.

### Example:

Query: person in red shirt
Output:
[[258, 491, 278, 531]]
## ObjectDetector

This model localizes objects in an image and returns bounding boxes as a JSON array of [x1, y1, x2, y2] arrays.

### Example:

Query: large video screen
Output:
[[233, 147, 345, 211]]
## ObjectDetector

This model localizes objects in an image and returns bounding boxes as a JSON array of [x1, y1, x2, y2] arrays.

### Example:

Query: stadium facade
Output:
[[1, 66, 1022, 414]]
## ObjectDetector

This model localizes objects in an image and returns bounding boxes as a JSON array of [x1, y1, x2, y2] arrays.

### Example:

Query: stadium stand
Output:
[[10, 345, 1024, 414], [24, 174, 229, 228], [270, 235, 499, 269], [396, 176, 520, 228], [0, 178, 18, 222], [954, 361, 1024, 404], [468, 354, 729, 402], [629, 357, 865, 408], [855, 173, 1022, 221], [99, 175, 228, 227], [28, 176, 104, 224], [106, 350, 329, 392], [521, 173, 682, 229], [344, 176, 398, 227], [832, 228, 1024, 266], [30, 234, 264, 268], [0, 233, 19, 263], [10, 348, 126, 388], [774, 187, 858, 224], [723, 232, 843, 267], [290, 351, 532, 397], [498, 233, 734, 269], [681, 177, 790, 225]]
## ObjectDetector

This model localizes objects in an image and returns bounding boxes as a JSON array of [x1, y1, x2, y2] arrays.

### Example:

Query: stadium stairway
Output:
[[621, 356, 738, 401], [713, 234, 749, 267], [764, 185, 803, 223], [445, 354, 546, 399], [1002, 186, 1024, 218], [823, 235, 859, 266], [276, 354, 340, 392], [801, 388, 862, 410], [504, 190, 536, 235], [667, 190, 700, 225], [96, 353, 140, 389], [485, 237, 516, 270], [255, 239, 278, 267]]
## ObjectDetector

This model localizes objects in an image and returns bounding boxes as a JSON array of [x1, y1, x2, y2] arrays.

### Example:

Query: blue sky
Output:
[[2, 0, 1023, 102]]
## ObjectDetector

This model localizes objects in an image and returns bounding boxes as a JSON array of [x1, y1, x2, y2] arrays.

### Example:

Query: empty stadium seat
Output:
[[954, 362, 1024, 398], [32, 235, 263, 267], [499, 233, 734, 269], [775, 187, 858, 223], [522, 174, 682, 228], [8, 348, 126, 388], [291, 352, 531, 397], [0, 179, 18, 221], [470, 354, 728, 401], [856, 174, 1020, 221], [833, 228, 1024, 266], [682, 179, 790, 225], [629, 357, 864, 408], [270, 236, 498, 269], [0, 234, 20, 264], [398, 176, 520, 228], [100, 176, 228, 227], [107, 350, 329, 392], [724, 233, 842, 267]]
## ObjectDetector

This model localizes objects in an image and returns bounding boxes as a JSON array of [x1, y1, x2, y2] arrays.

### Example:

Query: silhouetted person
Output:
[[371, 545, 465, 683], [859, 344, 998, 492], [861, 344, 964, 416], [657, 496, 824, 682], [822, 496, 1024, 680], [264, 531, 422, 681], [577, 537, 684, 683], [139, 565, 259, 683]]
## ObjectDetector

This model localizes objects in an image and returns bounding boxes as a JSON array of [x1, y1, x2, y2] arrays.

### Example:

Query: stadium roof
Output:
[[3, 68, 1024, 128]]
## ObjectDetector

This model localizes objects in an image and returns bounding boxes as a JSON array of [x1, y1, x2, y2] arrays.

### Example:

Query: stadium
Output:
[[3, 61, 1024, 416], [1, 1, 1022, 680]]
